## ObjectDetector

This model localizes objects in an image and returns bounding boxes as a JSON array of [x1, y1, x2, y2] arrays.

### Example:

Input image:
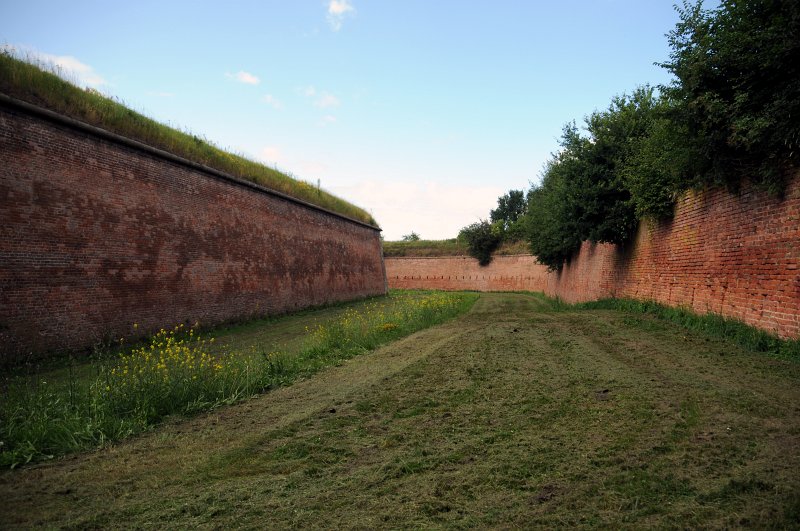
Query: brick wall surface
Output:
[[0, 100, 387, 362], [387, 255, 551, 293], [387, 175, 800, 339]]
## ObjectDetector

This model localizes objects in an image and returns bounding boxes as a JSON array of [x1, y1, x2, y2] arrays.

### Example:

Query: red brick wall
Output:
[[0, 99, 387, 362], [387, 175, 800, 339], [387, 255, 551, 292]]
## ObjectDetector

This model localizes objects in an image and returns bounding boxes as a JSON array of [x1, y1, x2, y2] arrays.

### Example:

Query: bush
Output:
[[524, 158, 583, 271], [458, 220, 502, 266]]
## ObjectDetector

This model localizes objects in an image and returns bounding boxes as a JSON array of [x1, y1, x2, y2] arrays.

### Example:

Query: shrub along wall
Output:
[[0, 96, 387, 362], [387, 174, 800, 339]]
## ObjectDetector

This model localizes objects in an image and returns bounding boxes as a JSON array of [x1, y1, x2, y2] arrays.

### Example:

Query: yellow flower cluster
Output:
[[102, 324, 224, 405]]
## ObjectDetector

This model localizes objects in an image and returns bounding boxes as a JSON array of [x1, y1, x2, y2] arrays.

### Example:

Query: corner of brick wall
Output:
[[386, 174, 800, 339]]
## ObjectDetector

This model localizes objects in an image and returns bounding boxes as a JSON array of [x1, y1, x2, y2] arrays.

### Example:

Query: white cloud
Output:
[[226, 71, 260, 85], [43, 54, 107, 87], [328, 0, 354, 15], [300, 86, 341, 110], [320, 115, 337, 126], [329, 180, 504, 240], [262, 94, 283, 109], [314, 92, 340, 108], [2, 45, 107, 88], [258, 146, 283, 165], [327, 0, 355, 31]]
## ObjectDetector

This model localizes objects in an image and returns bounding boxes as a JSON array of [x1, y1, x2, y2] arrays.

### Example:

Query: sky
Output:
[[1, 1, 690, 240]]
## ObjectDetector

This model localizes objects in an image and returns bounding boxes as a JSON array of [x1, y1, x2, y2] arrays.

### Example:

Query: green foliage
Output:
[[0, 292, 477, 467], [622, 99, 695, 220], [382, 238, 468, 257], [578, 298, 800, 359], [382, 238, 528, 258], [577, 87, 672, 242], [524, 89, 659, 269], [522, 0, 799, 266], [0, 51, 376, 226], [490, 190, 527, 235], [401, 232, 421, 242], [661, 0, 800, 193], [458, 220, 502, 266], [524, 155, 584, 270]]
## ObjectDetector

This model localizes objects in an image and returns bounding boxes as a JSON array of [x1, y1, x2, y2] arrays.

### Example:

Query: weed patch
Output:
[[0, 291, 477, 467]]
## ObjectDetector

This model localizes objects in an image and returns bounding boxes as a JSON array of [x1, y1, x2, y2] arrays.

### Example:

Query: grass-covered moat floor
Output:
[[1, 292, 798, 528]]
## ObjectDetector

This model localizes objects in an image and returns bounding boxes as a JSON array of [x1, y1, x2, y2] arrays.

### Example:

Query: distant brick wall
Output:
[[388, 255, 551, 292], [387, 175, 800, 339], [0, 98, 387, 362]]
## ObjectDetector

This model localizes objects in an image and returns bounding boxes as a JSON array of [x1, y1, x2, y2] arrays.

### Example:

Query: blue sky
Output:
[[2, 1, 689, 239]]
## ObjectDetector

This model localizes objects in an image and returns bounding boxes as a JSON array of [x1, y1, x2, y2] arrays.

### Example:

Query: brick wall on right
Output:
[[388, 174, 800, 339], [551, 175, 800, 338]]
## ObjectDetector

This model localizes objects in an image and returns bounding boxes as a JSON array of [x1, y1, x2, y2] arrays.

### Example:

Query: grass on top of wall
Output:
[[383, 239, 529, 257], [0, 51, 376, 226], [577, 298, 800, 360], [383, 239, 469, 257]]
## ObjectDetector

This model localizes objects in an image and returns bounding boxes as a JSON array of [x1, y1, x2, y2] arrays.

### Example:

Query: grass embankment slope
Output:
[[0, 52, 376, 226], [2, 293, 798, 528], [383, 239, 528, 257]]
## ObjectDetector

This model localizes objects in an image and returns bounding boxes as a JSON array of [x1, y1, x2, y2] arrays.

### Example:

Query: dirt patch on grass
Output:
[[2, 293, 798, 528]]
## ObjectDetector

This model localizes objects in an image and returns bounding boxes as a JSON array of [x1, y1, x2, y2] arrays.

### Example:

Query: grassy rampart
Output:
[[383, 239, 528, 257], [0, 52, 376, 226]]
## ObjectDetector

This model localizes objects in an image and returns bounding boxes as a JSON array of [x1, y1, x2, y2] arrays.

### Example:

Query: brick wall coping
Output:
[[0, 92, 380, 232]]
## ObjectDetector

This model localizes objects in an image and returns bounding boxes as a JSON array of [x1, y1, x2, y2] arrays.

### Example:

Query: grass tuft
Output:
[[577, 298, 800, 359], [0, 50, 376, 226], [0, 291, 477, 468]]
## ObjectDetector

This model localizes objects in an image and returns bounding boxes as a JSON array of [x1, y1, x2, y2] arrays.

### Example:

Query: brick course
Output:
[[387, 175, 800, 339], [0, 99, 387, 362], [387, 255, 551, 293]]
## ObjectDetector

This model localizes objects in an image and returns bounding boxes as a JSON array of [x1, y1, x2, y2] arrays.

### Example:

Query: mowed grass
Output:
[[0, 291, 476, 468], [2, 292, 799, 528]]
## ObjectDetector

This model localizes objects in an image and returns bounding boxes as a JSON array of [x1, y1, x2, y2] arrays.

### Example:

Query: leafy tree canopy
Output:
[[458, 220, 502, 266], [662, 0, 800, 192], [490, 190, 527, 231]]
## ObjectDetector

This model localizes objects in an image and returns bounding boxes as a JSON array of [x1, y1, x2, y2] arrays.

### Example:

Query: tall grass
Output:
[[383, 239, 529, 257], [0, 50, 376, 226], [0, 291, 476, 468], [579, 298, 800, 359]]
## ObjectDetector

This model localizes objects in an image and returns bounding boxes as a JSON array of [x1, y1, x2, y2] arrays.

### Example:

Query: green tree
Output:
[[622, 94, 694, 220], [401, 232, 420, 242], [458, 220, 501, 266], [661, 0, 800, 193], [490, 190, 527, 234], [524, 145, 584, 270], [523, 90, 661, 269], [577, 87, 664, 243]]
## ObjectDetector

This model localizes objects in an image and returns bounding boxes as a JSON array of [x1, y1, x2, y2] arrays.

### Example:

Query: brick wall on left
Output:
[[0, 99, 387, 363]]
